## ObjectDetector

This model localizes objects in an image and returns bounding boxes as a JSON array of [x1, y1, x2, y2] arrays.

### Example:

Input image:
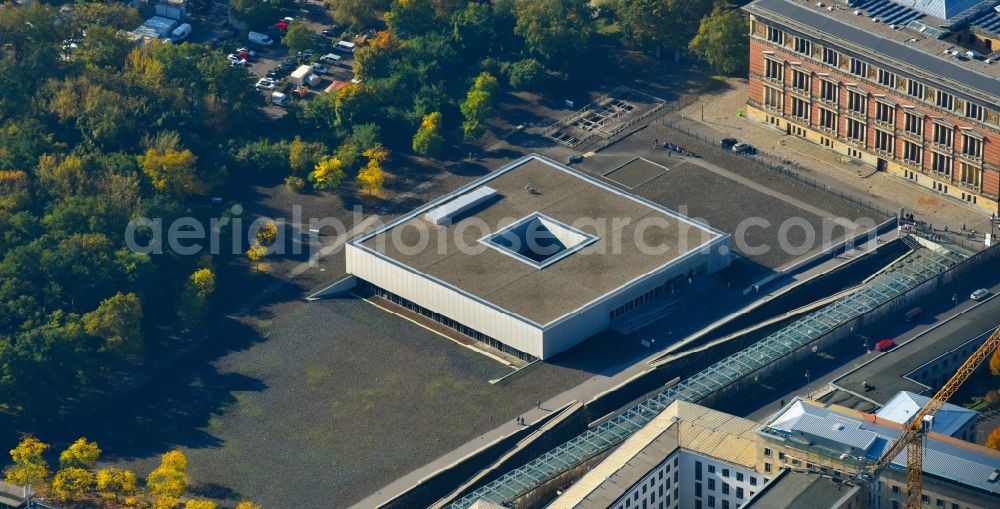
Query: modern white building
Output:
[[547, 400, 770, 509], [346, 154, 731, 361]]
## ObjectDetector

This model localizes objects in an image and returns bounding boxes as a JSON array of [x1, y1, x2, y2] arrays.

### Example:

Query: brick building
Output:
[[743, 0, 1000, 214]]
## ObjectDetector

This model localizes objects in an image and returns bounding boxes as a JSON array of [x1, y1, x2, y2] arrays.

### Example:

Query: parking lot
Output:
[[165, 0, 359, 110]]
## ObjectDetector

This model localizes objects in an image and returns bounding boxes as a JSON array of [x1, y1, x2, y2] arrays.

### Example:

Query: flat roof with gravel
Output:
[[355, 154, 725, 325]]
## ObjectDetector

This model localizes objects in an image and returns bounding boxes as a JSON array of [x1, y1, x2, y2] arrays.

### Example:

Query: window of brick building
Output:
[[903, 140, 922, 165], [878, 69, 896, 88], [822, 47, 838, 66], [767, 26, 784, 44], [794, 37, 812, 55], [962, 134, 982, 159], [904, 110, 923, 135], [848, 90, 867, 114], [933, 123, 953, 147], [850, 57, 868, 77], [907, 80, 925, 99], [931, 151, 952, 176]]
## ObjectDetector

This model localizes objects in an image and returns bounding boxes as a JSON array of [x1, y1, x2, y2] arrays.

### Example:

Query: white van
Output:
[[334, 40, 356, 53], [271, 91, 288, 106], [171, 23, 192, 42], [320, 53, 342, 65], [249, 31, 274, 46]]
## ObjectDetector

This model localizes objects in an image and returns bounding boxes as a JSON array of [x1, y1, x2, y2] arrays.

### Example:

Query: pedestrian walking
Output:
[[536, 400, 541, 410]]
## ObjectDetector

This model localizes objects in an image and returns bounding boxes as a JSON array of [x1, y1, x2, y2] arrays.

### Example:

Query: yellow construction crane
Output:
[[866, 325, 1000, 508]]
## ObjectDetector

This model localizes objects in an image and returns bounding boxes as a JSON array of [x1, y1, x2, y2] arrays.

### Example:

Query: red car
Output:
[[276, 21, 288, 31], [876, 339, 897, 352]]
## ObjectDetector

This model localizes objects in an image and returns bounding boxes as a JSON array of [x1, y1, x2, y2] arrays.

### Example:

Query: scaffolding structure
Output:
[[447, 243, 965, 508]]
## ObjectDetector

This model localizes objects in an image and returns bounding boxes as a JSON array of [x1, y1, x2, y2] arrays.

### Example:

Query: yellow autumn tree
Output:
[[989, 345, 1000, 376], [147, 450, 187, 507], [357, 144, 389, 197], [51, 467, 94, 502], [235, 502, 262, 509], [139, 147, 205, 198], [58, 438, 101, 469], [96, 467, 137, 504], [246, 243, 268, 271], [255, 221, 278, 247], [309, 157, 346, 191], [5, 435, 49, 488], [177, 268, 216, 325], [987, 426, 1000, 450], [412, 111, 444, 157]]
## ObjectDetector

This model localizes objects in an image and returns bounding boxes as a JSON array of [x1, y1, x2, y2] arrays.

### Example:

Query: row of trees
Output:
[[5, 435, 258, 509], [0, 1, 249, 418]]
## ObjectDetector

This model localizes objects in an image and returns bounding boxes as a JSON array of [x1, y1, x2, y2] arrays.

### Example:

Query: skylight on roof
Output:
[[481, 213, 597, 268]]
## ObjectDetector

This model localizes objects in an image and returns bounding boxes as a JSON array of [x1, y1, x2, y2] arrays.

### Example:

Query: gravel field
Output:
[[633, 162, 831, 269], [106, 297, 589, 508]]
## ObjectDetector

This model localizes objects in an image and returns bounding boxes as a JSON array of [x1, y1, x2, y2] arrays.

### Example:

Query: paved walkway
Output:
[[347, 223, 901, 509], [683, 156, 860, 230], [677, 80, 993, 235]]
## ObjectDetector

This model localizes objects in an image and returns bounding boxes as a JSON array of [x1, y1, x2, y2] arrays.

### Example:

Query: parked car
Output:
[[720, 138, 738, 150], [731, 142, 755, 155], [876, 338, 897, 352], [275, 21, 289, 31], [236, 47, 257, 58], [227, 54, 247, 66], [322, 26, 342, 38], [971, 288, 990, 301], [255, 78, 276, 91], [334, 40, 356, 53], [320, 53, 343, 65], [271, 91, 289, 106], [248, 31, 273, 46], [311, 63, 328, 74], [171, 23, 192, 42], [904, 307, 922, 322]]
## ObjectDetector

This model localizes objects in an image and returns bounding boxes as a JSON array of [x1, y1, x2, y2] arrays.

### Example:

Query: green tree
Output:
[[82, 293, 143, 353], [177, 268, 215, 325], [616, 0, 713, 59], [288, 136, 328, 176], [507, 58, 546, 90], [229, 0, 283, 30], [412, 111, 445, 157], [689, 4, 749, 76], [76, 25, 135, 70], [58, 438, 101, 470], [283, 20, 315, 56], [326, 0, 391, 28], [335, 83, 378, 127], [4, 436, 49, 488], [460, 72, 498, 141], [513, 0, 593, 66], [386, 0, 436, 37], [51, 467, 94, 502]]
